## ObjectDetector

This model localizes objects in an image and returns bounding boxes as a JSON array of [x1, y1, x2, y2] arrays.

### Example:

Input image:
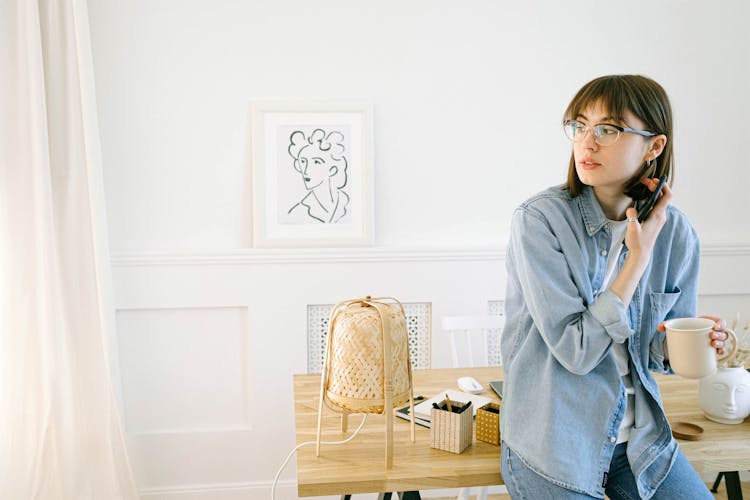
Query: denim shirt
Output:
[[500, 185, 700, 499]]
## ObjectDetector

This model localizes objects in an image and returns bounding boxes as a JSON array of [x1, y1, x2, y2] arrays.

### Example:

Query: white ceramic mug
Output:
[[664, 317, 738, 379]]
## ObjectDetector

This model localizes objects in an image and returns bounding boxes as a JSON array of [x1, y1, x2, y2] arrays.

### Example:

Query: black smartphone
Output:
[[636, 176, 668, 222]]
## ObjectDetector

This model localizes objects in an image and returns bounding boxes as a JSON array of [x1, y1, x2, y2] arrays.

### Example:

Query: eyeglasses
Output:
[[563, 120, 656, 146]]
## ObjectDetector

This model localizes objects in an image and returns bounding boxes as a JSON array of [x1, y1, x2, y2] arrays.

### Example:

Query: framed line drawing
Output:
[[250, 102, 373, 247]]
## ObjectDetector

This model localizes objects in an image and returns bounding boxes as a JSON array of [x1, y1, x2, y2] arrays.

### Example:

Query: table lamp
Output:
[[315, 296, 415, 468]]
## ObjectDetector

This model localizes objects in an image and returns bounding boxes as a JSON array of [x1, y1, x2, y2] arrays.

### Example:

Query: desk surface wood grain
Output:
[[293, 367, 749, 497]]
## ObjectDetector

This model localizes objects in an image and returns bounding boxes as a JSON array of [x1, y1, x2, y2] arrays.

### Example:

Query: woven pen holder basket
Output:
[[316, 296, 415, 468], [475, 402, 501, 445], [430, 400, 473, 454]]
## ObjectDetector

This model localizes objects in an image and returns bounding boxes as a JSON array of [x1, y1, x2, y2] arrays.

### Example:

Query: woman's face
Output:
[[297, 144, 334, 190], [573, 101, 652, 196]]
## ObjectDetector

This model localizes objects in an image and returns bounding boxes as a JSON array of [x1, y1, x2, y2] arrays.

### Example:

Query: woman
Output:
[[287, 128, 350, 223], [499, 74, 729, 499]]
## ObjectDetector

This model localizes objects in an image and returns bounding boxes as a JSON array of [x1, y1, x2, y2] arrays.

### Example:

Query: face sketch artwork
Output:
[[287, 129, 350, 223]]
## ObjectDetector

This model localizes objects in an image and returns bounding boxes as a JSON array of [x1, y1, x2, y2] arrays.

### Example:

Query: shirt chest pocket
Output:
[[649, 289, 682, 330]]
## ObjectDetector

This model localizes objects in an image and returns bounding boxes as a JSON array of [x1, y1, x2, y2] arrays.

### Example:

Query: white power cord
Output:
[[270, 414, 368, 500]]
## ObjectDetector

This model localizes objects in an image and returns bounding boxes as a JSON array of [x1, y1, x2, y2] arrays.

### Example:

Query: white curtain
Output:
[[0, 0, 139, 498]]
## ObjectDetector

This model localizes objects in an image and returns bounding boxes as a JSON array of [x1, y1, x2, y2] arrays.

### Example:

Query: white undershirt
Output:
[[599, 219, 635, 443]]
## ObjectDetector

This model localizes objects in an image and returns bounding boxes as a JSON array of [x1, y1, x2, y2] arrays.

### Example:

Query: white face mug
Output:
[[664, 317, 738, 379]]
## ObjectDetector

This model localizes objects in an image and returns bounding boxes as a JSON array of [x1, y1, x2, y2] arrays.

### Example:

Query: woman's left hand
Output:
[[657, 314, 729, 357], [699, 314, 729, 355]]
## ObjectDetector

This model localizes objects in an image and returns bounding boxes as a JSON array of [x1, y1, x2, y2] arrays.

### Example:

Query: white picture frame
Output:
[[250, 101, 374, 248]]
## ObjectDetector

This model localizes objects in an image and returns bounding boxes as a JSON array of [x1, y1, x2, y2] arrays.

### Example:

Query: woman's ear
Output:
[[648, 134, 667, 160], [328, 165, 339, 177]]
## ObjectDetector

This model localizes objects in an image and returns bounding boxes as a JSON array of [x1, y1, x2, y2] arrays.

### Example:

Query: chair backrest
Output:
[[441, 314, 504, 368]]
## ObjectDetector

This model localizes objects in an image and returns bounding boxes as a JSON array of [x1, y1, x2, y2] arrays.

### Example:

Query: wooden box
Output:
[[430, 399, 473, 454], [475, 402, 500, 445]]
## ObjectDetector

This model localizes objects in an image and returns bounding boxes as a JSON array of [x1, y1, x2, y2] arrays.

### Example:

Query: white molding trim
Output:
[[139, 479, 292, 499], [111, 247, 504, 267], [701, 242, 750, 257], [110, 242, 750, 267], [139, 479, 506, 500]]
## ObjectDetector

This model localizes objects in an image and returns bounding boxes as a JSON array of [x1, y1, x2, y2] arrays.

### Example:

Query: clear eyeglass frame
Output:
[[563, 119, 657, 146]]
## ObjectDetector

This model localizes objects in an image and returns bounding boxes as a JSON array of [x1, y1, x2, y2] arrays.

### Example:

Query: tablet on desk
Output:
[[489, 381, 503, 399]]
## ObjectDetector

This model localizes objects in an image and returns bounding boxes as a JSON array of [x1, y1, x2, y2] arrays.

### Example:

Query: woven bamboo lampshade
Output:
[[315, 296, 415, 468]]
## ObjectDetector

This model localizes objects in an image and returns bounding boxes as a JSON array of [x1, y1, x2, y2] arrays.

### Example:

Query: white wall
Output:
[[87, 1, 750, 498]]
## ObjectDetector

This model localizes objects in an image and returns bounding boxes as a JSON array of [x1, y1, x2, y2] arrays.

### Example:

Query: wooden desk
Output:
[[293, 366, 503, 497], [293, 367, 749, 498]]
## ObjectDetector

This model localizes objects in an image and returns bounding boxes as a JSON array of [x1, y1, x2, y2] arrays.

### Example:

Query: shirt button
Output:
[[609, 436, 617, 443], [601, 249, 607, 256], [589, 226, 596, 232]]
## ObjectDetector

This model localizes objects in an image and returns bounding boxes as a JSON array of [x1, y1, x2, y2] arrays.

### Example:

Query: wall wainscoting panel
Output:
[[116, 306, 251, 435]]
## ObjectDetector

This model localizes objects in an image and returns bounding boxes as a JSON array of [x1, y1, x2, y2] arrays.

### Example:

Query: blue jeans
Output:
[[501, 442, 713, 499]]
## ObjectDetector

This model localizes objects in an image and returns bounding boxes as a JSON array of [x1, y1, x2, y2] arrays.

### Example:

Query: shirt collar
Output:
[[577, 186, 609, 237]]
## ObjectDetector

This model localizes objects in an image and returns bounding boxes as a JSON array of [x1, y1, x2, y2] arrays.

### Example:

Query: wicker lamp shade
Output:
[[316, 296, 415, 468]]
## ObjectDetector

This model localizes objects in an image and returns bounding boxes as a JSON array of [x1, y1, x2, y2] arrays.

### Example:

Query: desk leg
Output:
[[712, 472, 725, 493], [724, 471, 743, 500]]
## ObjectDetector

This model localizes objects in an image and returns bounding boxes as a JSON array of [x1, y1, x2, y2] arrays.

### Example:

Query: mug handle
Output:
[[716, 328, 738, 363]]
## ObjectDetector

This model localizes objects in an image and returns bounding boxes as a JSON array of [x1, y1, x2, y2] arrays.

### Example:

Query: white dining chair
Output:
[[442, 314, 504, 368], [441, 314, 506, 500]]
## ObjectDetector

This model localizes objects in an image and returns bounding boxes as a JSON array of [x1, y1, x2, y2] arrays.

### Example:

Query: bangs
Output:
[[563, 75, 668, 135], [564, 77, 634, 125]]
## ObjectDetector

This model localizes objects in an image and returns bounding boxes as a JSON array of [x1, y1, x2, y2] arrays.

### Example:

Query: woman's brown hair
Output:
[[563, 75, 673, 200]]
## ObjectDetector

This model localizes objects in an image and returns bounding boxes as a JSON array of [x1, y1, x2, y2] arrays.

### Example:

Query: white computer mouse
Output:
[[457, 376, 484, 394]]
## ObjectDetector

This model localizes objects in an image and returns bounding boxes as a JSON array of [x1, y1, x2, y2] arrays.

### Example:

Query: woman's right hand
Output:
[[624, 178, 673, 261], [610, 178, 673, 306]]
